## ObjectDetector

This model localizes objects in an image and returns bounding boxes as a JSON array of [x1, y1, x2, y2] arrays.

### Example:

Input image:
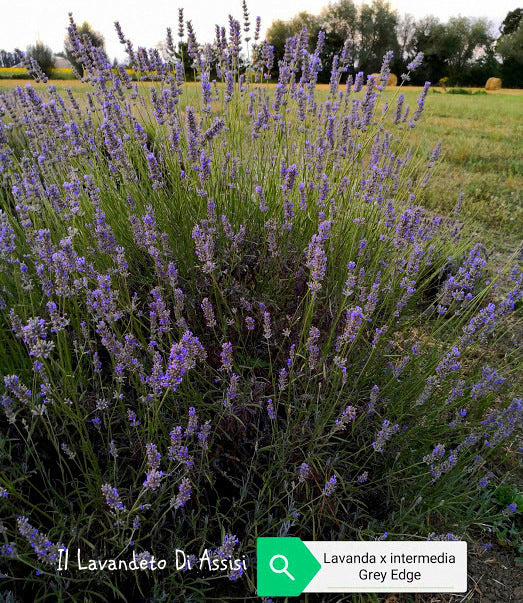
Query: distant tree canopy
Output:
[[64, 21, 107, 74], [266, 0, 519, 87], [0, 49, 19, 68], [0, 3, 519, 87], [496, 8, 523, 87], [500, 8, 522, 35], [26, 42, 55, 75]]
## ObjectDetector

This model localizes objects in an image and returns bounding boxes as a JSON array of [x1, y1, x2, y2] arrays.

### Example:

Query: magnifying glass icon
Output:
[[269, 554, 295, 581]]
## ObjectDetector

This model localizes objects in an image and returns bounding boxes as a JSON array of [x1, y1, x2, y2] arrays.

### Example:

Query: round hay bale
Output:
[[370, 73, 397, 87], [485, 77, 502, 91]]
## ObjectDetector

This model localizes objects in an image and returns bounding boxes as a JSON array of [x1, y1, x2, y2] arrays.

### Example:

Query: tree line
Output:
[[0, 22, 106, 75], [266, 1, 522, 87], [1, 3, 521, 87]]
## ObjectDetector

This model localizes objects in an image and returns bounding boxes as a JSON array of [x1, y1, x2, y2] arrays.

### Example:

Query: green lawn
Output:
[[395, 89, 522, 252]]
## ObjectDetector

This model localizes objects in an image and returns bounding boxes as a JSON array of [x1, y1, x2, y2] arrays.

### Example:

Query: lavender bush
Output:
[[0, 5, 521, 601]]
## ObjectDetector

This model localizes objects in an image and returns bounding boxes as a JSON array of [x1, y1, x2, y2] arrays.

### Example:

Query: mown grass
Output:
[[404, 91, 522, 251]]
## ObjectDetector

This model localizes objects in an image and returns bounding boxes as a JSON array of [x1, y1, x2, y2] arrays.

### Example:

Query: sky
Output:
[[0, 0, 519, 61]]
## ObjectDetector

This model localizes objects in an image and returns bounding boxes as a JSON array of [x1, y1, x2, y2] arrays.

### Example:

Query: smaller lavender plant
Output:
[[101, 484, 126, 513], [323, 475, 337, 496]]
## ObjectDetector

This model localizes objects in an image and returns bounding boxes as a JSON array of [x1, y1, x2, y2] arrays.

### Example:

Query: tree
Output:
[[265, 0, 506, 86], [356, 0, 399, 74], [65, 21, 106, 73], [499, 8, 522, 36], [467, 48, 500, 85], [443, 17, 492, 83], [397, 14, 417, 67], [266, 12, 321, 77], [265, 20, 290, 74], [496, 9, 523, 87], [320, 0, 358, 75], [26, 42, 54, 75], [0, 49, 19, 68], [409, 15, 493, 86]]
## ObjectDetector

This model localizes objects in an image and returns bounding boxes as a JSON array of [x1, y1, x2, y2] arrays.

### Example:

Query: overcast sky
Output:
[[1, 0, 519, 61]]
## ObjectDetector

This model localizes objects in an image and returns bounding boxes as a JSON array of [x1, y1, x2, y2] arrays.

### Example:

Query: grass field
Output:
[[1, 79, 521, 254]]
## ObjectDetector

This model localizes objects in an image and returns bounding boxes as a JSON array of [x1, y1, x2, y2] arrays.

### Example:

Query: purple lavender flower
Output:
[[306, 233, 327, 294], [146, 443, 161, 470], [407, 52, 424, 71], [215, 534, 239, 561], [224, 70, 235, 103], [162, 331, 206, 391], [226, 373, 240, 403], [436, 347, 461, 376], [192, 222, 216, 273], [4, 374, 32, 405], [0, 210, 15, 262], [198, 420, 211, 448], [168, 425, 194, 467], [470, 366, 505, 399], [0, 543, 16, 558], [372, 420, 400, 452], [127, 409, 140, 427], [143, 469, 164, 491], [343, 262, 357, 296], [185, 407, 198, 437], [150, 287, 171, 335], [101, 484, 126, 513], [201, 298, 217, 328], [177, 8, 184, 38], [242, 0, 251, 40], [86, 274, 123, 323], [429, 450, 459, 481], [17, 517, 63, 565], [393, 94, 404, 125], [200, 72, 211, 113], [410, 82, 430, 126], [299, 462, 311, 482], [423, 444, 446, 465], [228, 16, 242, 62], [502, 502, 518, 516], [356, 471, 369, 484], [480, 398, 521, 448], [338, 307, 364, 346], [203, 117, 225, 142], [145, 149, 164, 189], [378, 50, 394, 88], [334, 405, 356, 431], [171, 477, 192, 508], [220, 342, 233, 372], [254, 16, 261, 42], [306, 326, 321, 370], [323, 474, 337, 496], [11, 315, 55, 359]]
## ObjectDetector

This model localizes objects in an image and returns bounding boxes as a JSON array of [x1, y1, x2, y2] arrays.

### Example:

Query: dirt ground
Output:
[[381, 539, 522, 603]]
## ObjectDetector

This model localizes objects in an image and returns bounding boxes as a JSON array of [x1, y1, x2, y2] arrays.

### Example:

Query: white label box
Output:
[[303, 541, 467, 593]]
